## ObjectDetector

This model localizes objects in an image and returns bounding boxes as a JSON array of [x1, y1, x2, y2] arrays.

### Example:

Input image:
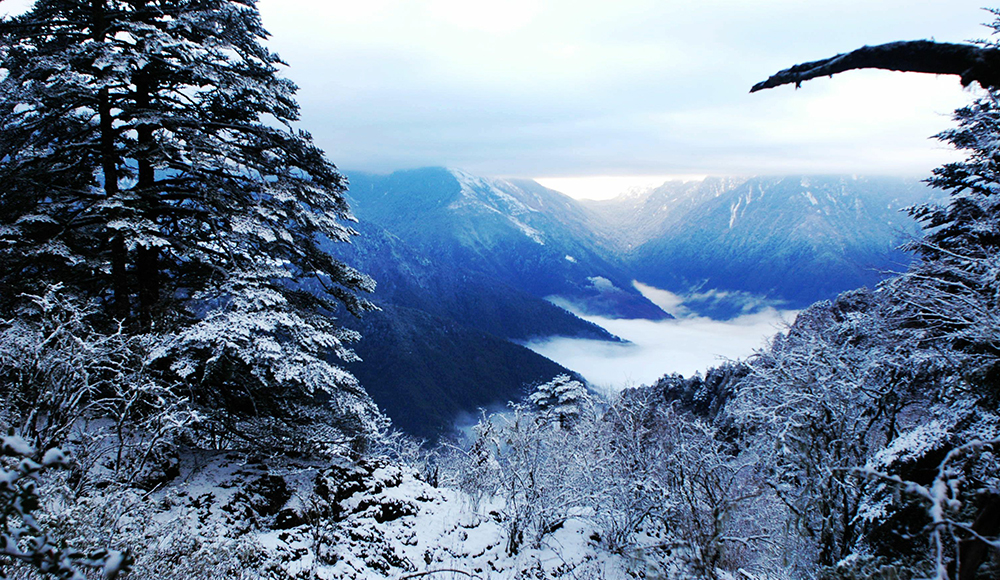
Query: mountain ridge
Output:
[[345, 168, 935, 316], [346, 167, 671, 320], [619, 175, 934, 312]]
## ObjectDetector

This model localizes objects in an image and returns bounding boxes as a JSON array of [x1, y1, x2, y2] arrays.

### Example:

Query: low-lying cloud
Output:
[[524, 285, 798, 392]]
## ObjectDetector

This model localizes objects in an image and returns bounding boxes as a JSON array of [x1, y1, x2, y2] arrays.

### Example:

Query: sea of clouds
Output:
[[525, 283, 799, 392]]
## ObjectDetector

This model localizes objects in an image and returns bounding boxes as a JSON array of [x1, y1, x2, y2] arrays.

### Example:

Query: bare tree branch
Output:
[[750, 40, 1000, 93]]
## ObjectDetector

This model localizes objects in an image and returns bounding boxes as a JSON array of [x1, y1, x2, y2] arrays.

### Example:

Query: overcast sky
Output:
[[254, 0, 989, 196], [1, 0, 987, 197]]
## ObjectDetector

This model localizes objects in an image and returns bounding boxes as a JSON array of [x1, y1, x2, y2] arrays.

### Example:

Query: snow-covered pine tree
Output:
[[898, 91, 1000, 392], [0, 0, 383, 439], [0, 0, 111, 308], [527, 374, 592, 430], [876, 88, 1000, 580]]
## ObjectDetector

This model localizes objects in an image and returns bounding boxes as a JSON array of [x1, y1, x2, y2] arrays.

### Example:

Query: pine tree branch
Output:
[[750, 40, 1000, 93]]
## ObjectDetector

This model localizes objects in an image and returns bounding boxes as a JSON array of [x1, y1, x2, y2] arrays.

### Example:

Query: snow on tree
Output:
[[527, 374, 593, 430], [891, 91, 1000, 384], [0, 0, 383, 438], [873, 88, 1000, 580], [746, 11, 1000, 578], [0, 285, 197, 486], [726, 288, 952, 572], [0, 435, 128, 579], [874, 24, 1000, 580]]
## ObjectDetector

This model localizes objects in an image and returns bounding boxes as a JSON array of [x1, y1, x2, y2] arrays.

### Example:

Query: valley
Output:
[[3, 2, 994, 578], [335, 167, 934, 435]]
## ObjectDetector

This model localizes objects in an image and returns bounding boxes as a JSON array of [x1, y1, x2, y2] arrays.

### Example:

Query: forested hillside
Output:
[[599, 176, 933, 312], [0, 1, 997, 579]]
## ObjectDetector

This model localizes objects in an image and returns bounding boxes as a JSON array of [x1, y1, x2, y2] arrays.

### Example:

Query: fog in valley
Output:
[[526, 284, 798, 390]]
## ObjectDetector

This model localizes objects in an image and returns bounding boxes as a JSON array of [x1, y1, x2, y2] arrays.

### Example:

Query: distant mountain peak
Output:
[[345, 167, 671, 320], [449, 170, 532, 211]]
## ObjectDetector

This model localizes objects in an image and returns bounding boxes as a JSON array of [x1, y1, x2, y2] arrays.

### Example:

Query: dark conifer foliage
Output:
[[0, 0, 381, 431]]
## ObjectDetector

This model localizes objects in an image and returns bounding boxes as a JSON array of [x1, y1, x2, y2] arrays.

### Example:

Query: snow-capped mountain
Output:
[[344, 169, 939, 319], [346, 167, 670, 320], [347, 169, 933, 320], [582, 176, 747, 252], [617, 176, 934, 312]]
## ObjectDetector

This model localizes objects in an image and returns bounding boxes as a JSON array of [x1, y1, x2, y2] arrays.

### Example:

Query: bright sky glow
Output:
[[535, 175, 707, 200], [0, 0, 31, 16], [255, 0, 988, 193]]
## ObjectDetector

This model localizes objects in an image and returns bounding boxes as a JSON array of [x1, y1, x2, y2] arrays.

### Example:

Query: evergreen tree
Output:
[[0, 0, 383, 436], [881, 88, 1000, 580], [898, 92, 1000, 379], [527, 374, 592, 430]]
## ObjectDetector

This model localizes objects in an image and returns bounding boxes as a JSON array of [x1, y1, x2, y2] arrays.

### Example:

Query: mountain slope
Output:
[[621, 176, 932, 311], [342, 304, 574, 441], [327, 220, 616, 342], [582, 177, 748, 252], [318, 219, 615, 439], [346, 167, 670, 320]]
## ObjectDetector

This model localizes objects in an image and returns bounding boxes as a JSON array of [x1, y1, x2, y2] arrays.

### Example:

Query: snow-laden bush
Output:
[[447, 377, 770, 577], [0, 286, 197, 487], [0, 435, 127, 580], [455, 400, 594, 555], [727, 288, 952, 573]]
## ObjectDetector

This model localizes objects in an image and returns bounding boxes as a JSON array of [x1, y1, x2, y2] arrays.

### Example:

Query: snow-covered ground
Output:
[[130, 451, 678, 580]]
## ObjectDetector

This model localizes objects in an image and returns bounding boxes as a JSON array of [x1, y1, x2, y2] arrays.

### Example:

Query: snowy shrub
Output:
[[36, 465, 289, 580], [446, 378, 772, 578], [479, 403, 564, 554], [366, 428, 438, 486], [128, 522, 281, 580], [0, 287, 133, 453], [591, 387, 673, 553], [0, 286, 196, 489], [727, 288, 949, 572], [660, 416, 774, 578], [598, 388, 778, 578], [451, 386, 602, 555], [0, 435, 127, 580]]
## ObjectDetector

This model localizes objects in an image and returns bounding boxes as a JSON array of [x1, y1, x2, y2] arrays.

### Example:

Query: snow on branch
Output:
[[750, 40, 1000, 92], [853, 437, 1000, 580]]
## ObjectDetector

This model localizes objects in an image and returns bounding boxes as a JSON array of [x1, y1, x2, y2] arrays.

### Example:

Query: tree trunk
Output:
[[951, 494, 1000, 580], [134, 67, 159, 329], [93, 0, 130, 320]]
